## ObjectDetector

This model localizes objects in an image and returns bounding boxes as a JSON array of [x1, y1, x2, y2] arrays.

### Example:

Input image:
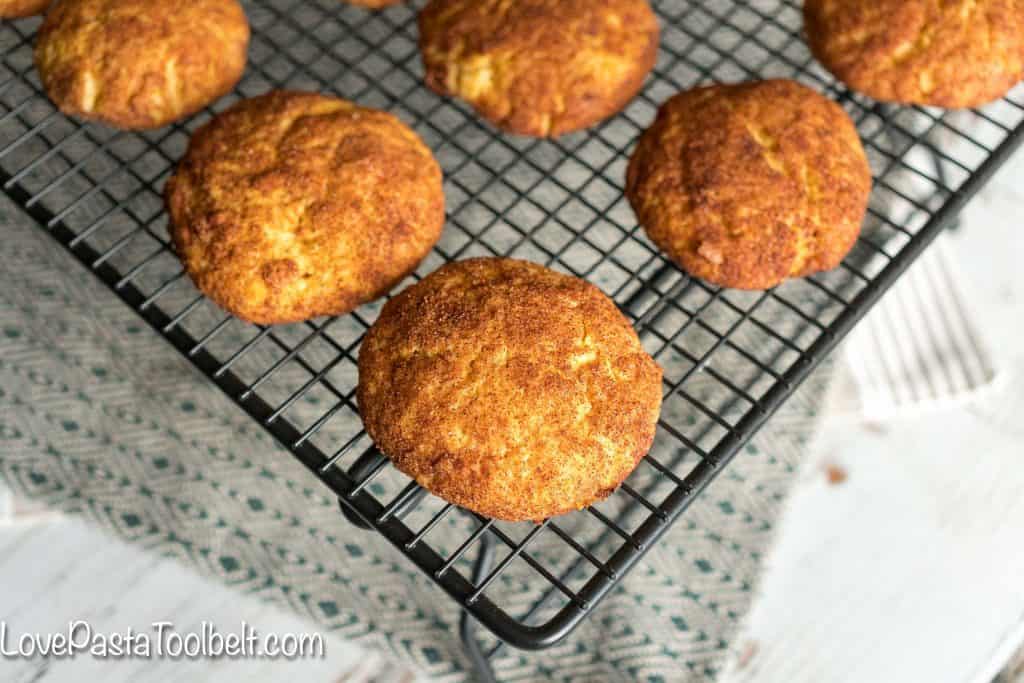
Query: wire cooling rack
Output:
[[1, 0, 1023, 661]]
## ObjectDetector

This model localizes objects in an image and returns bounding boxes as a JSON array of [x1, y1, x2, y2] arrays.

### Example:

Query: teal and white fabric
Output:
[[0, 195, 833, 682]]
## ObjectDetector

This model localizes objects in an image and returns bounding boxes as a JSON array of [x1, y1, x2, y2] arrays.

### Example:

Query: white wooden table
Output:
[[0, 513, 421, 683], [723, 150, 1024, 683]]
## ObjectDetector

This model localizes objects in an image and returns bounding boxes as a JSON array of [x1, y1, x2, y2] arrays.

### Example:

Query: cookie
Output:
[[0, 0, 49, 17], [626, 80, 872, 290], [344, 0, 401, 7], [358, 257, 663, 522], [419, 0, 660, 137], [166, 91, 445, 325], [35, 0, 249, 129], [804, 0, 1024, 108]]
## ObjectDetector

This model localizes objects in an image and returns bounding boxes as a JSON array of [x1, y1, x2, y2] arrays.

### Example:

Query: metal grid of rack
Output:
[[1, 0, 1022, 668]]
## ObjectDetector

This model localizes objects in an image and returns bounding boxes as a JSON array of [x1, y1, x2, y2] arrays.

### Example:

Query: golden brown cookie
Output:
[[358, 258, 663, 522], [166, 91, 445, 325], [35, 0, 249, 129], [804, 0, 1024, 108], [418, 0, 660, 137], [344, 0, 401, 7], [0, 0, 49, 18], [626, 80, 871, 290]]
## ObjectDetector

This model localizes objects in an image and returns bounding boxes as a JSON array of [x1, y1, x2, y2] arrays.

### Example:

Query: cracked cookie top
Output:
[[805, 0, 1024, 108], [418, 0, 660, 137], [166, 90, 445, 325], [35, 0, 250, 129], [357, 257, 663, 522], [626, 79, 872, 290]]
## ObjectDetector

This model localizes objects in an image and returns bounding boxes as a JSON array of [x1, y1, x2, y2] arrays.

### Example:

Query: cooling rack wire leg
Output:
[[460, 532, 499, 683], [334, 496, 502, 679]]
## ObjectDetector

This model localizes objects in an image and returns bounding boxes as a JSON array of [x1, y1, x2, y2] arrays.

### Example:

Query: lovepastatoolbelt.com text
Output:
[[0, 621, 325, 660]]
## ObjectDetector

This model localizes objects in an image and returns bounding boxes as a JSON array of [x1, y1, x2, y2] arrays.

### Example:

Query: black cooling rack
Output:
[[2, 0, 1023, 678]]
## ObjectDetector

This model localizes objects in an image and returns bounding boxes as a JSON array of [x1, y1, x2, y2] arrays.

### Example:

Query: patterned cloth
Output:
[[0, 194, 833, 682]]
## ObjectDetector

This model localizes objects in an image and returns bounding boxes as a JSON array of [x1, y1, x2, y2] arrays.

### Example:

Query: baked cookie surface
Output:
[[343, 0, 401, 7], [626, 79, 872, 290], [358, 258, 663, 522], [35, 0, 249, 129], [0, 0, 49, 18], [419, 0, 660, 137], [804, 0, 1024, 108], [166, 91, 445, 325]]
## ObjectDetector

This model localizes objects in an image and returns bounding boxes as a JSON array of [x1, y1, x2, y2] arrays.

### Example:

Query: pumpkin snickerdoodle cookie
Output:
[[626, 79, 872, 290], [804, 0, 1024, 108], [166, 91, 445, 325], [35, 0, 249, 129], [419, 0, 660, 137], [358, 258, 663, 522]]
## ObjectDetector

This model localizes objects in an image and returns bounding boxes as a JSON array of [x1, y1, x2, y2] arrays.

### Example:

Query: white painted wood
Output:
[[723, 405, 1024, 683], [722, 150, 1024, 683], [0, 516, 421, 682]]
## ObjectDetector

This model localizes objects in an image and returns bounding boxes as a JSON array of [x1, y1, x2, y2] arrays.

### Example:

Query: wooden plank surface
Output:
[[723, 151, 1024, 683], [0, 515, 420, 682]]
